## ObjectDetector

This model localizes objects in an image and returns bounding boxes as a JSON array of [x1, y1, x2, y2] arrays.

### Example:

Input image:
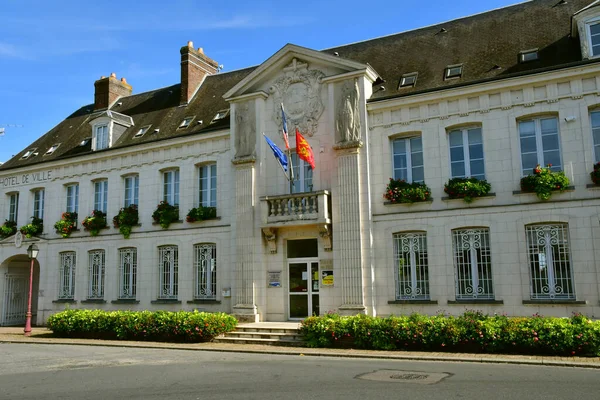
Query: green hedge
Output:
[[47, 309, 238, 342], [300, 312, 600, 356]]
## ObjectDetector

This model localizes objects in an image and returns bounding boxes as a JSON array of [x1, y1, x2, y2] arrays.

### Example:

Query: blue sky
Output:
[[0, 0, 520, 163]]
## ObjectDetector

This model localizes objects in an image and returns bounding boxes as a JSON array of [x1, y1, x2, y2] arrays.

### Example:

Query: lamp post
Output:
[[24, 244, 39, 336]]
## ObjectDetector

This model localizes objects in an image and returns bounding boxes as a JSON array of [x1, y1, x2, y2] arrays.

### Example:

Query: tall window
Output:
[[158, 246, 178, 299], [526, 224, 574, 300], [291, 153, 313, 193], [94, 125, 109, 150], [452, 229, 494, 300], [8, 193, 19, 222], [448, 127, 485, 180], [194, 244, 217, 299], [163, 170, 179, 205], [199, 164, 217, 207], [59, 252, 76, 300], [66, 184, 79, 214], [119, 248, 137, 299], [588, 21, 600, 57], [590, 111, 600, 162], [393, 232, 429, 300], [94, 180, 108, 213], [33, 189, 44, 219], [392, 136, 424, 182], [88, 250, 105, 300], [124, 175, 139, 207], [519, 117, 561, 175]]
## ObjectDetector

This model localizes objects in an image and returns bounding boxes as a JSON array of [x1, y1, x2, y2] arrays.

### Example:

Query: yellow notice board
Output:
[[321, 270, 334, 286]]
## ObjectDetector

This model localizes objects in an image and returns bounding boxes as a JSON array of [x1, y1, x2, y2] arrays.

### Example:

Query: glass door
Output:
[[288, 261, 319, 319]]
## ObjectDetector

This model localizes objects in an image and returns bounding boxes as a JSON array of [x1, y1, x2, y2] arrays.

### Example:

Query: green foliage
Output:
[[112, 204, 139, 239], [520, 164, 570, 201], [152, 201, 179, 229], [300, 312, 600, 356], [46, 309, 238, 342], [0, 220, 17, 238], [384, 178, 432, 204], [20, 216, 44, 238], [82, 210, 107, 236], [444, 177, 492, 203], [186, 206, 217, 223], [590, 162, 600, 185], [54, 212, 78, 238]]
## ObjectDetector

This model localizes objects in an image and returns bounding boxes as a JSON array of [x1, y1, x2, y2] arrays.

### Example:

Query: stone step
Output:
[[225, 331, 304, 340], [212, 336, 306, 347], [235, 327, 300, 334]]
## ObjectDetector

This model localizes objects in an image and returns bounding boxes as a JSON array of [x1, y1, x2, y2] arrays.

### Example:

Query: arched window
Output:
[[393, 232, 429, 300], [194, 243, 217, 300]]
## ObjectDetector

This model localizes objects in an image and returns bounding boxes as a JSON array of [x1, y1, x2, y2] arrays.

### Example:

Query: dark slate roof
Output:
[[1, 0, 595, 170]]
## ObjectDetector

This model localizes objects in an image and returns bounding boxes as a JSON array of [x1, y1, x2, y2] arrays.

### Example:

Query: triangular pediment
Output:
[[224, 43, 378, 100]]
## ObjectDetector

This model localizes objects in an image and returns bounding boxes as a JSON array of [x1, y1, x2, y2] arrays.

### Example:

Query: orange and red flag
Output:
[[295, 128, 315, 170]]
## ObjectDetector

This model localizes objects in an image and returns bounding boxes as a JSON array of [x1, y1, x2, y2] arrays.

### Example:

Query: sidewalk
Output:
[[1, 327, 599, 369]]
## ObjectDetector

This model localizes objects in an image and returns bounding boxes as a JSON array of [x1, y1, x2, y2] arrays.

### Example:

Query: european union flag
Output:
[[263, 134, 288, 172]]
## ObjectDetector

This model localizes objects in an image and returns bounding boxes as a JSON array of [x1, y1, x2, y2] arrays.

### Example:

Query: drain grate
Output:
[[357, 370, 450, 384]]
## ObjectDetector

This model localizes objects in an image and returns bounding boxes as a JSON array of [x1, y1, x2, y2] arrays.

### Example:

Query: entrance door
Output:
[[288, 261, 319, 319], [1, 273, 27, 326]]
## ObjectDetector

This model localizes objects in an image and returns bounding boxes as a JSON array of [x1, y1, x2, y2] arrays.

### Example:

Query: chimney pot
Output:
[[100, 75, 106, 79], [187, 40, 194, 48], [121, 77, 127, 83], [110, 72, 117, 78], [198, 47, 204, 54]]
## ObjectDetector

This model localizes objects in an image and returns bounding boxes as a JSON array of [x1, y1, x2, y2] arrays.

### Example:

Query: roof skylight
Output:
[[179, 116, 195, 129], [399, 72, 418, 88], [134, 125, 151, 138], [519, 49, 539, 63], [79, 138, 91, 147], [445, 64, 463, 79], [211, 109, 230, 123], [21, 148, 37, 160], [45, 144, 60, 155]]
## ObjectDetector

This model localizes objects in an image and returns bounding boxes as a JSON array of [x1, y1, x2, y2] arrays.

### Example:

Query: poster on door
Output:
[[321, 270, 334, 286]]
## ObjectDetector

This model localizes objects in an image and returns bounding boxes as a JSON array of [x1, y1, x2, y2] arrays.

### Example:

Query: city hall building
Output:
[[2, 0, 600, 326]]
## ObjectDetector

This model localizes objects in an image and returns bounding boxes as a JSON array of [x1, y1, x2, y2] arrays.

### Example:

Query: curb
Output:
[[1, 337, 599, 369]]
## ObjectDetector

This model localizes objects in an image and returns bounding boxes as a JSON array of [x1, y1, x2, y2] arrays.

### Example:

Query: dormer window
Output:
[[21, 148, 37, 160], [519, 49, 539, 63], [211, 109, 229, 123], [179, 116, 195, 129], [134, 125, 151, 138], [588, 21, 600, 57], [45, 144, 60, 155], [93, 124, 109, 150], [445, 64, 463, 80], [399, 72, 418, 88]]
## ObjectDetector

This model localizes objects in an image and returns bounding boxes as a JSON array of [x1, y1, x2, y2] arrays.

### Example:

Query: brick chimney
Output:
[[180, 41, 219, 105], [94, 73, 132, 110]]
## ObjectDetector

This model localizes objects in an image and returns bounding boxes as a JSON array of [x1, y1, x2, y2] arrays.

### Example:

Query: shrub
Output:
[[46, 309, 238, 342], [152, 201, 179, 229], [520, 164, 569, 201], [186, 206, 217, 223], [113, 204, 139, 239], [384, 178, 432, 204], [0, 220, 17, 238], [20, 216, 44, 238], [444, 177, 492, 203], [300, 312, 600, 356], [590, 162, 600, 185], [54, 212, 78, 238], [82, 210, 107, 236]]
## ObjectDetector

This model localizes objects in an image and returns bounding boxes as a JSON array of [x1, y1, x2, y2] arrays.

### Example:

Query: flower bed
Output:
[[20, 216, 44, 238], [520, 164, 569, 201], [54, 212, 78, 238], [384, 178, 432, 204], [300, 312, 600, 356], [46, 309, 238, 342], [186, 206, 217, 222], [444, 177, 491, 203], [113, 204, 139, 239], [82, 210, 107, 236]]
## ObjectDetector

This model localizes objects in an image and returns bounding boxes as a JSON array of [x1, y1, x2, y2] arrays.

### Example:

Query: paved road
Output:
[[0, 343, 598, 400]]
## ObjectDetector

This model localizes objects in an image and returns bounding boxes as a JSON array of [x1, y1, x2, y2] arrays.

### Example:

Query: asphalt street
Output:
[[0, 343, 598, 400]]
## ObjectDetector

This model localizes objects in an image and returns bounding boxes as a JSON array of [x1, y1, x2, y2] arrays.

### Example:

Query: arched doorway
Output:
[[0, 255, 40, 327]]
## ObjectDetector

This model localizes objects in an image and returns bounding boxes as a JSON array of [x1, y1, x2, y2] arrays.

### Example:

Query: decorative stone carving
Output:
[[270, 58, 325, 137], [319, 224, 332, 252], [234, 101, 256, 159], [262, 227, 278, 254], [335, 79, 361, 144]]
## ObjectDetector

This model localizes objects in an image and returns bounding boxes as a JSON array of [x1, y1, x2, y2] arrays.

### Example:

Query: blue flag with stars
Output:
[[263, 133, 288, 172]]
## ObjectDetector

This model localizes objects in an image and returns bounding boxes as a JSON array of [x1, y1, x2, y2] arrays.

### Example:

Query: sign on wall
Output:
[[321, 270, 334, 286], [268, 271, 282, 288], [0, 171, 52, 188]]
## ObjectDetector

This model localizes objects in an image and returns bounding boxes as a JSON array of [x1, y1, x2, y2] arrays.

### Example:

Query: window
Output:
[[452, 229, 494, 300], [448, 127, 485, 180], [519, 49, 539, 63], [134, 125, 150, 138], [392, 136, 424, 182], [93, 124, 109, 150], [588, 21, 600, 57], [45, 144, 60, 155], [158, 246, 178, 299], [445, 64, 463, 79], [119, 248, 137, 299], [94, 180, 108, 213], [526, 224, 574, 300], [399, 72, 418, 88], [211, 109, 229, 123], [33, 189, 44, 219], [519, 116, 561, 175], [393, 232, 430, 300], [21, 148, 37, 160], [163, 170, 180, 205], [88, 250, 105, 300], [66, 184, 79, 214], [124, 175, 139, 207], [179, 117, 194, 129], [79, 138, 91, 147], [291, 153, 313, 193], [590, 110, 600, 162], [194, 244, 217, 299], [8, 193, 19, 222], [59, 252, 76, 300], [199, 164, 217, 207]]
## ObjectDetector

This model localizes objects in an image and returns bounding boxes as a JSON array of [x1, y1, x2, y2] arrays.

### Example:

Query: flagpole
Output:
[[287, 146, 294, 194]]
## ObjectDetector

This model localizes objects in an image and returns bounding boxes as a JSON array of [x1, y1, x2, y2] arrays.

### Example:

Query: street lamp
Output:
[[24, 244, 39, 336]]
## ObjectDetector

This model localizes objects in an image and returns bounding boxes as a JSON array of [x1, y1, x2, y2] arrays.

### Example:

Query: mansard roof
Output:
[[1, 0, 596, 171]]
